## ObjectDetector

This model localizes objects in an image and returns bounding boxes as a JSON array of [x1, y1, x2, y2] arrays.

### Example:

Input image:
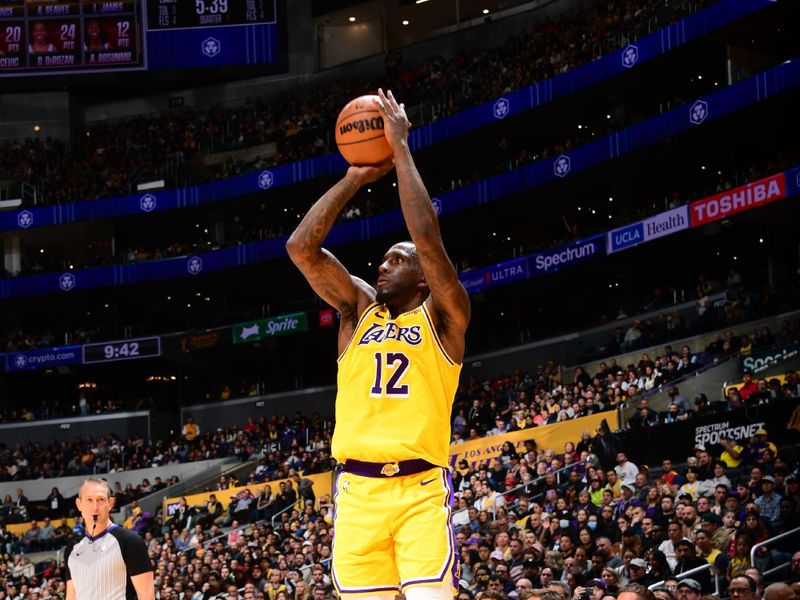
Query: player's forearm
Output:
[[286, 174, 361, 262], [393, 142, 442, 247]]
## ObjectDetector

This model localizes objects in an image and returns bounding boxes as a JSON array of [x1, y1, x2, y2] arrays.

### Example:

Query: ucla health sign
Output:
[[607, 206, 689, 254], [5, 345, 82, 372]]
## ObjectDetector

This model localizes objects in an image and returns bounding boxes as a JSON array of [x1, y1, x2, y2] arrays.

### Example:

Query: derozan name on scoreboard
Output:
[[690, 173, 787, 226]]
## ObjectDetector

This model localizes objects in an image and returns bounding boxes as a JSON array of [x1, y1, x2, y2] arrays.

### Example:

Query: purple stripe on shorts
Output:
[[331, 472, 401, 595], [330, 471, 342, 592], [401, 468, 458, 589], [336, 585, 401, 595]]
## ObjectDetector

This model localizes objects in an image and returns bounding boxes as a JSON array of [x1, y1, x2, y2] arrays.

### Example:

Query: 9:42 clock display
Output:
[[82, 336, 162, 364]]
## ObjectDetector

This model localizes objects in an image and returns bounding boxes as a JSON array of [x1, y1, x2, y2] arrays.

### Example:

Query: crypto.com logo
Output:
[[689, 100, 709, 125], [187, 256, 203, 275], [621, 45, 639, 68], [202, 38, 221, 58], [59, 272, 76, 291], [257, 170, 274, 190], [17, 210, 33, 228], [493, 98, 510, 120], [554, 155, 571, 178], [140, 194, 157, 212]]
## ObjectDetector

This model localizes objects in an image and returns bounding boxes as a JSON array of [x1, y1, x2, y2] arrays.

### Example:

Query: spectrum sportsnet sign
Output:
[[690, 173, 787, 226]]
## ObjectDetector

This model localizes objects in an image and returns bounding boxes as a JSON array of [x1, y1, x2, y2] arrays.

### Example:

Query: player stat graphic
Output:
[[0, 0, 144, 75]]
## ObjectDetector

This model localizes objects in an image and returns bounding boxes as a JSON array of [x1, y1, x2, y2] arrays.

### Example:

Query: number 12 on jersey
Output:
[[370, 352, 410, 398]]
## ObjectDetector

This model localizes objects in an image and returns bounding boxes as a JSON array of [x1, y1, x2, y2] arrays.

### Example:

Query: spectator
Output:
[[182, 417, 200, 441]]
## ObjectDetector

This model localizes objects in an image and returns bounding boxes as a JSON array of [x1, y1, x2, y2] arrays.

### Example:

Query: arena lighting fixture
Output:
[[415, 0, 429, 3], [402, 20, 409, 25], [137, 179, 165, 191], [349, 16, 356, 22], [33, 125, 41, 132], [483, 9, 489, 14]]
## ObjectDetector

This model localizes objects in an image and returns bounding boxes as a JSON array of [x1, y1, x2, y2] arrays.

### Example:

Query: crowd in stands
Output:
[[6, 147, 793, 285], [0, 403, 797, 599], [450, 320, 800, 443], [0, 305, 797, 595], [0, 392, 153, 425], [0, 411, 332, 495], [0, 0, 716, 207]]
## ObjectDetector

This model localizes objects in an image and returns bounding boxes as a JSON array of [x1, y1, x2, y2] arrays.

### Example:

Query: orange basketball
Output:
[[335, 95, 393, 166]]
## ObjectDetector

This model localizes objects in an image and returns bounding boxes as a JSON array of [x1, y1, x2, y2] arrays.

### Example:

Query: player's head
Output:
[[87, 19, 103, 42], [375, 241, 427, 304], [32, 21, 47, 43], [76, 477, 114, 525]]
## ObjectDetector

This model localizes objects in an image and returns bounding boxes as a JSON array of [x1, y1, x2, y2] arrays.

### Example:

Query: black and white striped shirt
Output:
[[65, 524, 152, 600]]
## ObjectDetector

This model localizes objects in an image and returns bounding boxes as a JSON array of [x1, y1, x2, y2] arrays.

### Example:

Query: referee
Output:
[[65, 477, 154, 600]]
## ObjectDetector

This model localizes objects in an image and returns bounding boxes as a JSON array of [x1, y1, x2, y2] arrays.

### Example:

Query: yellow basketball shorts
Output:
[[331, 466, 458, 596]]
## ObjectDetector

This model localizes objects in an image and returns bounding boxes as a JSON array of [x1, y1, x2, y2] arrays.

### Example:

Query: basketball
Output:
[[335, 94, 393, 166]]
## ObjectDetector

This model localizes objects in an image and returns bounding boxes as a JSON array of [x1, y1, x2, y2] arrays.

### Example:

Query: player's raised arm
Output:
[[286, 164, 392, 347], [373, 89, 470, 360]]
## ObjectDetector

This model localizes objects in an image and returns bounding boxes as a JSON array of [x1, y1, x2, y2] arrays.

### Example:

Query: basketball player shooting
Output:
[[286, 88, 470, 600]]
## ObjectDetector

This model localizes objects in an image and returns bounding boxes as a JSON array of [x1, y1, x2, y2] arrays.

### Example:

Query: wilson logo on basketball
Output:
[[339, 116, 385, 136], [335, 94, 393, 165]]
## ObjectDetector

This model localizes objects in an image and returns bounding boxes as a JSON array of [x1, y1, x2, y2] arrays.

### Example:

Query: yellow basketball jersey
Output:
[[332, 300, 461, 467]]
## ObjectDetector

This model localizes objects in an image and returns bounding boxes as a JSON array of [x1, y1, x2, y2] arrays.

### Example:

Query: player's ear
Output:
[[75, 496, 82, 511], [109, 496, 115, 510]]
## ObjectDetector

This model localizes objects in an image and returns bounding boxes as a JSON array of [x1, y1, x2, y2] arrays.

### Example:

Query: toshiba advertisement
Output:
[[689, 173, 787, 227]]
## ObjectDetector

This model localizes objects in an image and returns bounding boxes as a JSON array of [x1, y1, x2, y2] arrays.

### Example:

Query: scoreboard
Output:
[[0, 0, 281, 76], [147, 0, 276, 30], [0, 1, 143, 74]]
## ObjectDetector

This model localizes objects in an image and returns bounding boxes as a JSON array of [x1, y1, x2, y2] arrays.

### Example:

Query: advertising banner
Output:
[[5, 345, 82, 372], [448, 411, 617, 469], [232, 312, 308, 344], [740, 343, 800, 375], [690, 173, 787, 227], [607, 206, 689, 254], [529, 235, 605, 275], [459, 257, 530, 294], [621, 402, 800, 464]]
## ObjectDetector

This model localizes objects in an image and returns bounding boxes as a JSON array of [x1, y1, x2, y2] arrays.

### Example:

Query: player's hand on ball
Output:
[[346, 159, 394, 187], [374, 88, 411, 149]]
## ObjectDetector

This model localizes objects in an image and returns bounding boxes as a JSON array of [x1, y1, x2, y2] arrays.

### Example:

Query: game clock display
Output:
[[147, 0, 276, 30], [82, 336, 161, 364], [0, 0, 143, 75]]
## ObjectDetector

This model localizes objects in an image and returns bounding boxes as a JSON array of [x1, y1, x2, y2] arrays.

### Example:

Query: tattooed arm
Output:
[[286, 163, 392, 354], [373, 89, 470, 363]]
